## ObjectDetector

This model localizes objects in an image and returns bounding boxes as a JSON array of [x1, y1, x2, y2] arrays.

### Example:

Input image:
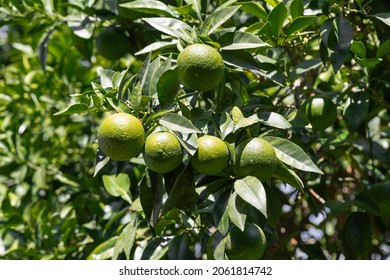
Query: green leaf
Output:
[[173, 131, 198, 156], [342, 212, 372, 259], [287, 16, 316, 36], [227, 191, 247, 231], [157, 68, 180, 108], [161, 164, 196, 215], [130, 81, 142, 117], [294, 57, 322, 75], [350, 41, 366, 58], [376, 39, 390, 58], [168, 233, 193, 260], [355, 56, 383, 68], [249, 112, 292, 129], [202, 5, 241, 35], [372, 13, 390, 26], [273, 160, 305, 192], [94, 149, 110, 177], [289, 0, 303, 20], [102, 173, 132, 203], [330, 15, 353, 73], [262, 136, 323, 174], [112, 212, 138, 260], [141, 237, 170, 260], [344, 91, 370, 132], [148, 55, 172, 96], [159, 113, 201, 134], [266, 187, 282, 229], [213, 189, 231, 235], [237, 1, 268, 21], [324, 200, 353, 215], [267, 2, 288, 38], [143, 17, 193, 42], [135, 40, 177, 56], [53, 103, 89, 116], [184, 0, 202, 20], [220, 112, 234, 140], [155, 208, 180, 235], [140, 171, 164, 227], [220, 31, 270, 50], [120, 0, 178, 17], [264, 0, 281, 7], [234, 176, 267, 218], [87, 236, 118, 260]]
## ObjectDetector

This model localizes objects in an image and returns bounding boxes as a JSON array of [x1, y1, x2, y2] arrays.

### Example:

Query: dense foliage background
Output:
[[1, 0, 389, 260]]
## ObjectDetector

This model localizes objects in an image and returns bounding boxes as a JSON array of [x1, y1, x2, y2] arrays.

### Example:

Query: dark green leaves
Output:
[[342, 212, 372, 259], [267, 2, 288, 39], [344, 91, 370, 132], [320, 15, 353, 73]]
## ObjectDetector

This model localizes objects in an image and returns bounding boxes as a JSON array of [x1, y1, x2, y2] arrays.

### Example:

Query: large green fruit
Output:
[[304, 96, 337, 130], [143, 132, 183, 173], [97, 113, 145, 161], [225, 223, 267, 260], [96, 27, 129, 60], [234, 138, 277, 181], [177, 44, 225, 92]]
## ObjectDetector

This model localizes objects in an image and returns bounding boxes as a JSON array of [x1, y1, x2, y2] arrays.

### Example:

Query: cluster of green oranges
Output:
[[97, 112, 278, 182], [95, 43, 340, 259]]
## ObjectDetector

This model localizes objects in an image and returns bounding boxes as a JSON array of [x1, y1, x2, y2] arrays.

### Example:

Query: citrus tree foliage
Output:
[[1, 0, 390, 260]]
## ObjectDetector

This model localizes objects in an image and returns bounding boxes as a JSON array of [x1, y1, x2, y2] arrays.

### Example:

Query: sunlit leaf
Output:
[[234, 176, 267, 218]]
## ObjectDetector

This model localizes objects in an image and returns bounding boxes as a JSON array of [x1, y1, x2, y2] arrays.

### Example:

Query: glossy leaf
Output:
[[237, 1, 268, 20], [87, 237, 118, 260], [287, 16, 316, 35], [120, 0, 177, 17], [112, 212, 138, 260], [143, 17, 193, 42], [53, 103, 89, 116], [350, 41, 366, 58], [202, 6, 241, 35], [157, 68, 180, 108], [289, 0, 303, 20], [141, 237, 170, 260], [372, 13, 390, 26], [267, 2, 288, 38], [273, 160, 305, 192], [263, 136, 323, 174], [376, 38, 390, 58], [102, 173, 132, 203], [227, 191, 248, 231], [249, 112, 292, 130], [220, 31, 269, 50], [159, 113, 201, 134], [234, 176, 267, 218]]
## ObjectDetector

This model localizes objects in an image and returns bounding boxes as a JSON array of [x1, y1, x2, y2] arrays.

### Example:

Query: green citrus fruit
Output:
[[304, 96, 337, 130], [190, 135, 229, 175], [144, 132, 183, 173], [225, 223, 267, 260], [97, 113, 145, 161], [234, 137, 277, 181], [177, 44, 225, 92], [96, 27, 129, 60]]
